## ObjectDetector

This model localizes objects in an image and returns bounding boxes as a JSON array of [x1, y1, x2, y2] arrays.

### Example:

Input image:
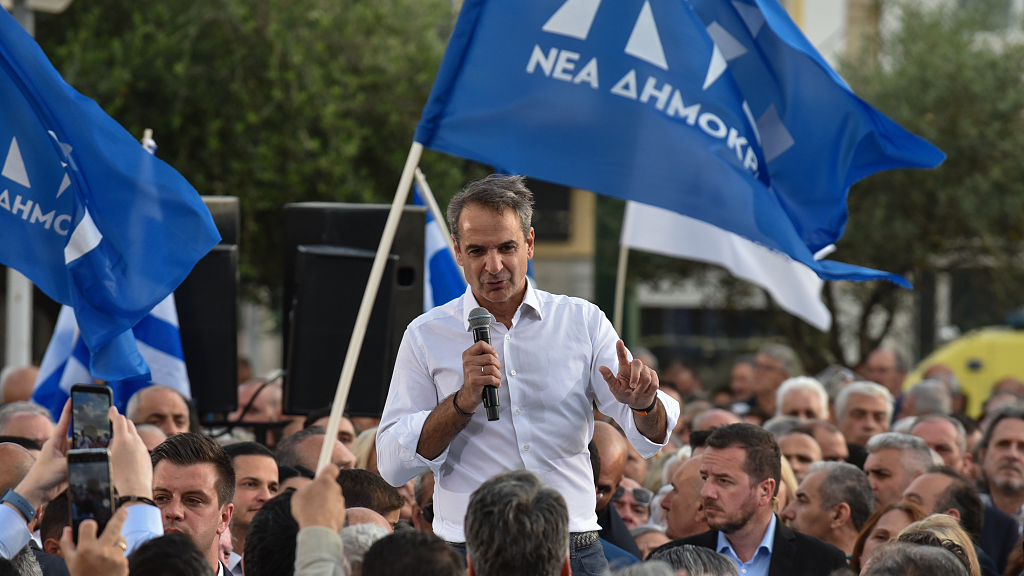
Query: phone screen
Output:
[[71, 387, 112, 450], [68, 455, 114, 539]]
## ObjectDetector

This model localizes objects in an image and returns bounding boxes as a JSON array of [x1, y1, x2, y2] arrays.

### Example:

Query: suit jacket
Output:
[[981, 503, 1018, 575], [651, 516, 848, 576]]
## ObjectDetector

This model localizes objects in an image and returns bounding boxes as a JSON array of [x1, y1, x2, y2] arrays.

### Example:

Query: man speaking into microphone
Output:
[[377, 175, 679, 576]]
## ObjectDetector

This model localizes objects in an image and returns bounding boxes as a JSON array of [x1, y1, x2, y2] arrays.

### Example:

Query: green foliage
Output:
[[35, 0, 484, 303]]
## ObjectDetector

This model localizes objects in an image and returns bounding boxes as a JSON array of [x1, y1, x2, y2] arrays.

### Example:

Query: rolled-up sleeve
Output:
[[376, 328, 450, 487]]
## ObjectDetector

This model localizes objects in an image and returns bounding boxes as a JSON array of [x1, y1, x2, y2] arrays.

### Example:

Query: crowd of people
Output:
[[2, 175, 1024, 576]]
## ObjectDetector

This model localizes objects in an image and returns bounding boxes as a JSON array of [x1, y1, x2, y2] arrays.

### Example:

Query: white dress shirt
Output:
[[377, 281, 679, 543]]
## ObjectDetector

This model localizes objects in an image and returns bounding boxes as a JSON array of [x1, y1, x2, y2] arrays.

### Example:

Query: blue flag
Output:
[[0, 9, 220, 381], [414, 0, 945, 286], [413, 185, 467, 311]]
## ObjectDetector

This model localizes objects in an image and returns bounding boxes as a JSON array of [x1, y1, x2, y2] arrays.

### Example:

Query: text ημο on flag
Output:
[[414, 0, 945, 286], [413, 184, 467, 311], [0, 9, 220, 382]]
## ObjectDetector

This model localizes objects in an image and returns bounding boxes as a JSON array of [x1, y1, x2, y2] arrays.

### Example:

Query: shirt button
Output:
[[505, 334, 511, 340], [516, 408, 522, 415], [510, 370, 516, 376], [523, 444, 530, 451]]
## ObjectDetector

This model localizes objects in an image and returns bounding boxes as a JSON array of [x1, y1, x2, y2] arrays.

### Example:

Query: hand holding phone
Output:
[[67, 451, 115, 541], [60, 506, 129, 576]]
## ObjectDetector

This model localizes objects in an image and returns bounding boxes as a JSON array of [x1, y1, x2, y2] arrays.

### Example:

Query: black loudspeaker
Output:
[[282, 203, 425, 417], [286, 246, 397, 416], [173, 197, 239, 416]]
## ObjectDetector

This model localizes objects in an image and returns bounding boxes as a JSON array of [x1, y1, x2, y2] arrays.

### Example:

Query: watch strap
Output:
[[1, 489, 36, 523]]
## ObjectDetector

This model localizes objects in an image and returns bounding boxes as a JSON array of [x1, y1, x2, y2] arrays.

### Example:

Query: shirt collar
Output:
[[460, 277, 541, 330], [717, 513, 777, 559]]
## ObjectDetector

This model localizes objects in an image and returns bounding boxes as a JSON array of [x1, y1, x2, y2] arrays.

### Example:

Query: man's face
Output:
[[232, 384, 281, 423], [982, 418, 1024, 494], [230, 455, 279, 533], [864, 350, 904, 395], [902, 472, 953, 514], [839, 393, 889, 446], [453, 203, 534, 306], [781, 470, 832, 541], [700, 446, 770, 534], [294, 435, 357, 470], [313, 416, 358, 449], [864, 448, 914, 508], [0, 413, 54, 445], [153, 461, 232, 567], [595, 453, 624, 513], [730, 362, 755, 400], [911, 419, 966, 473], [779, 433, 822, 483], [662, 457, 708, 539], [611, 478, 651, 530], [752, 353, 787, 395], [813, 429, 849, 462], [780, 389, 826, 421], [135, 388, 190, 436], [412, 472, 435, 533]]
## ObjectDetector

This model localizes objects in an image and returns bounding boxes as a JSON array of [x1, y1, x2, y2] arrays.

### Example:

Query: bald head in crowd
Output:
[[127, 385, 191, 437], [592, 421, 628, 513], [692, 409, 740, 432], [0, 366, 38, 404], [0, 442, 35, 492]]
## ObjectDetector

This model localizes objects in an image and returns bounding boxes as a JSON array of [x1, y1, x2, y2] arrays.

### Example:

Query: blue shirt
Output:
[[717, 514, 777, 576]]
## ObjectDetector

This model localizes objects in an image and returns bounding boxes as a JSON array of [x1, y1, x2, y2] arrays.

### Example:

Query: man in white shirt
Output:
[[376, 175, 678, 576]]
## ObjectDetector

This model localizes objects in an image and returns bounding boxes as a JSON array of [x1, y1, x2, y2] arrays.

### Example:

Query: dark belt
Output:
[[447, 530, 599, 551]]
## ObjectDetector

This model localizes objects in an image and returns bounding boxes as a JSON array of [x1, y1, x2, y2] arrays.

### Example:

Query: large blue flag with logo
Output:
[[414, 0, 945, 286], [0, 9, 220, 382]]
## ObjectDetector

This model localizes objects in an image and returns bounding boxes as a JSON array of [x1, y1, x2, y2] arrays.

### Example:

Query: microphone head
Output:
[[468, 307, 493, 330]]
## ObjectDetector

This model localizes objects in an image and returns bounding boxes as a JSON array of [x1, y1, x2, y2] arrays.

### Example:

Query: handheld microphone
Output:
[[468, 307, 499, 421]]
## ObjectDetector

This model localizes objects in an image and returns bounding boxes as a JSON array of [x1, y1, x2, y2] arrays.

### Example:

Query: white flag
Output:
[[621, 201, 832, 331]]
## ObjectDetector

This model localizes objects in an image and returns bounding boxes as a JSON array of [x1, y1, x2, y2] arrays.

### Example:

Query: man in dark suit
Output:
[[652, 423, 848, 576]]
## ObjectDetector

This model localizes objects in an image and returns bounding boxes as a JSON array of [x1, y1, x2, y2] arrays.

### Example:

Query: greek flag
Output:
[[413, 185, 467, 311], [33, 296, 191, 417]]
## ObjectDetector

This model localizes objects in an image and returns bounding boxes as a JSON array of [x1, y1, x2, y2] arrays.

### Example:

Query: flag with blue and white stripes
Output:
[[413, 185, 466, 311], [32, 295, 191, 418]]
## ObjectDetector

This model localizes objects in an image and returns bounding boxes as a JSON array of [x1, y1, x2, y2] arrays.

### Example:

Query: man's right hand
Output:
[[291, 464, 345, 531], [14, 400, 71, 510], [460, 340, 502, 411], [107, 407, 153, 501]]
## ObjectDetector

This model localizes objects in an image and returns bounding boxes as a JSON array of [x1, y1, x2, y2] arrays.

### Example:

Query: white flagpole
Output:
[[316, 141, 424, 472], [613, 244, 629, 335], [414, 168, 459, 262]]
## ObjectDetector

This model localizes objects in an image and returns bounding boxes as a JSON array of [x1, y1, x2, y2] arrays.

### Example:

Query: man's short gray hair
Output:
[[911, 414, 967, 456], [807, 461, 875, 530], [275, 426, 326, 468], [763, 416, 802, 439], [340, 522, 389, 575], [757, 343, 801, 377], [906, 380, 952, 416], [465, 470, 568, 576], [775, 377, 829, 418], [835, 382, 894, 424], [446, 175, 534, 246], [865, 433, 933, 475], [610, 561, 676, 576], [648, 544, 739, 576], [0, 401, 52, 431]]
